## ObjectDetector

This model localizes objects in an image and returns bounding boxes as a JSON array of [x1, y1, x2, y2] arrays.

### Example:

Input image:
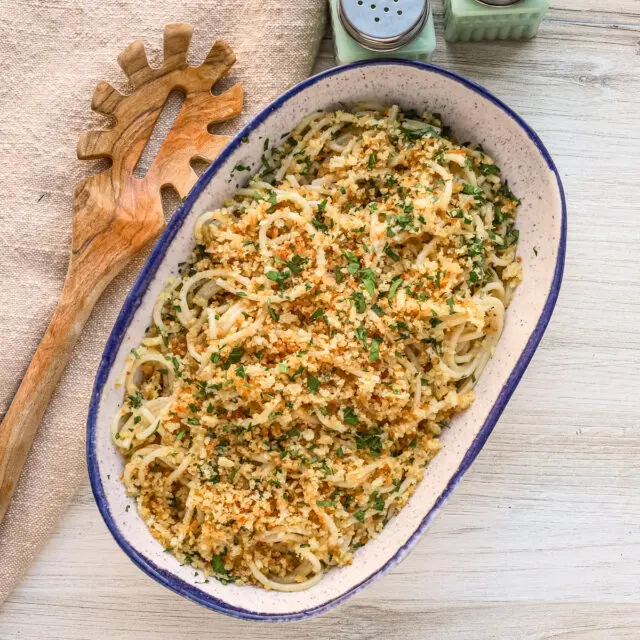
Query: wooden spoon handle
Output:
[[0, 269, 105, 521]]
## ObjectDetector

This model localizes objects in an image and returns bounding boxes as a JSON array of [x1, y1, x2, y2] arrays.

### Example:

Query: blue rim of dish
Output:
[[87, 58, 567, 622]]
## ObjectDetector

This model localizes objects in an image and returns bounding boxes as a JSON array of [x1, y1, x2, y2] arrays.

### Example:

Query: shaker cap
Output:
[[338, 0, 431, 51]]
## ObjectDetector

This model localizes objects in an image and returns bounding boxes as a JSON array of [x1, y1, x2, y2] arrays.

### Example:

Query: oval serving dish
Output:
[[87, 60, 566, 621]]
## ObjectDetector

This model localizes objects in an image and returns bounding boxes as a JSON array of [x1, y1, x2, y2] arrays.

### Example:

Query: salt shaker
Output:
[[444, 0, 549, 42], [329, 0, 436, 65]]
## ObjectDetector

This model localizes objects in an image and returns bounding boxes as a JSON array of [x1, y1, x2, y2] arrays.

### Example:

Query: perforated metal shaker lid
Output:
[[338, 0, 431, 52]]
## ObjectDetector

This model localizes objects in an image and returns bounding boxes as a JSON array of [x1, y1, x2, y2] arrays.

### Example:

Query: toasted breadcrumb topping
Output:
[[113, 105, 521, 591]]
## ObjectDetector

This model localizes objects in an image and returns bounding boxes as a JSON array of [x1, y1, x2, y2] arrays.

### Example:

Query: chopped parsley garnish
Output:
[[501, 227, 520, 248], [285, 253, 309, 274], [222, 346, 244, 370], [388, 213, 412, 230], [393, 321, 411, 340], [354, 325, 368, 347], [371, 492, 385, 511], [354, 510, 366, 523], [307, 376, 320, 394], [266, 268, 291, 290], [384, 244, 401, 262], [312, 213, 328, 233], [343, 407, 359, 425], [462, 183, 485, 201], [351, 291, 367, 313], [176, 429, 188, 440], [400, 123, 441, 141], [369, 336, 382, 362], [310, 307, 325, 321], [267, 302, 280, 322], [254, 189, 277, 209], [300, 155, 312, 175], [446, 296, 455, 313], [316, 500, 335, 508], [211, 555, 228, 575], [287, 364, 304, 381], [342, 249, 359, 263], [479, 162, 501, 175], [367, 153, 377, 170], [359, 268, 377, 296], [388, 277, 403, 300], [128, 392, 143, 408], [499, 180, 521, 204], [171, 356, 182, 378], [467, 237, 484, 257], [356, 428, 383, 457]]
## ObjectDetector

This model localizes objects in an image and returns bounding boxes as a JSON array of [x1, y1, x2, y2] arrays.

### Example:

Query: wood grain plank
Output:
[[4, 493, 640, 640]]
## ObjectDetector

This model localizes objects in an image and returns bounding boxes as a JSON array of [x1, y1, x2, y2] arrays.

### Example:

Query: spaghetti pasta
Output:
[[113, 105, 522, 590]]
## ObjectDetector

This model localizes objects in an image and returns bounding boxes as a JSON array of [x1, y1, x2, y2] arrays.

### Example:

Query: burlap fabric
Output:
[[0, 0, 326, 602]]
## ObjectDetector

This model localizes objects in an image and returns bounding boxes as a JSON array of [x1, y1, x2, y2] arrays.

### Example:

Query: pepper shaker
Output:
[[329, 0, 436, 65]]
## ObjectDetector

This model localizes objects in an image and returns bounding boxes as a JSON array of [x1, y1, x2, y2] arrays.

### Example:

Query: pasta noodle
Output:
[[113, 105, 522, 590]]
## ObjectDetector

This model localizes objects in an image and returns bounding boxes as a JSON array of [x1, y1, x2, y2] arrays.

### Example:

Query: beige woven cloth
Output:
[[0, 0, 326, 602]]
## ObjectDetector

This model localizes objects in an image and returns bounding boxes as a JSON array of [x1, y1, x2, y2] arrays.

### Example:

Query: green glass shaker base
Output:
[[329, 0, 437, 65], [444, 0, 549, 42]]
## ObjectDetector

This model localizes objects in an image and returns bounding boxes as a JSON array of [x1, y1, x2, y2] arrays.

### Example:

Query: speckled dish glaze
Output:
[[87, 60, 566, 621]]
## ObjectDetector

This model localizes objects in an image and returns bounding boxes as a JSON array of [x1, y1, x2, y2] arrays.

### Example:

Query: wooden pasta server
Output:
[[0, 23, 243, 521]]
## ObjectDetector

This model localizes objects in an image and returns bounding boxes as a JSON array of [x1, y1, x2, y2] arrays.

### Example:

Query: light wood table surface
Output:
[[2, 2, 640, 638]]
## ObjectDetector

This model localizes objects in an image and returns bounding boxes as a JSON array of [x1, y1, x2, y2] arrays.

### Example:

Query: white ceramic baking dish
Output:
[[87, 60, 566, 621]]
